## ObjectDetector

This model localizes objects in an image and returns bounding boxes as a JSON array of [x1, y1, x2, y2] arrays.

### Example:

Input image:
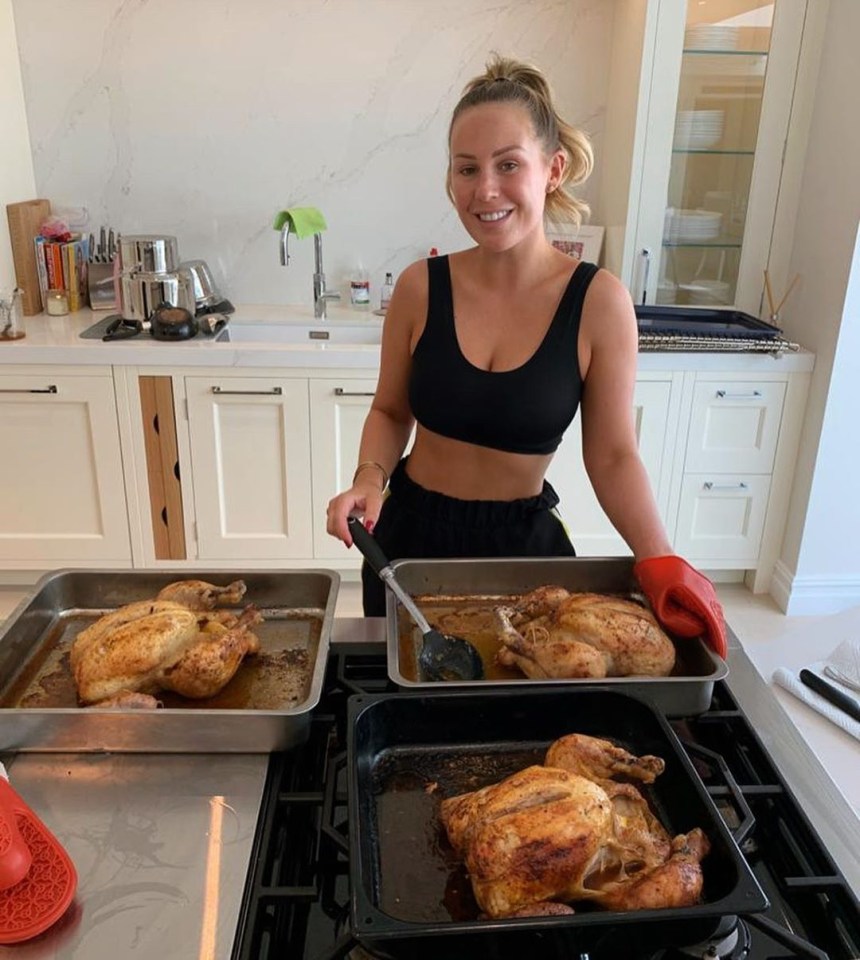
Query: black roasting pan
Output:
[[348, 688, 768, 959]]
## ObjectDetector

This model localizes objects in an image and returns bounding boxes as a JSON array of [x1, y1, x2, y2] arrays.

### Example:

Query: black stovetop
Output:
[[231, 648, 860, 960]]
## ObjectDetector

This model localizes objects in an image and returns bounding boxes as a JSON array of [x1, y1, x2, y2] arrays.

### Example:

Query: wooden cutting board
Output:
[[5, 199, 50, 316]]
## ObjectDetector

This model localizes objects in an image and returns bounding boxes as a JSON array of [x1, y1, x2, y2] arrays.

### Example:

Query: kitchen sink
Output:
[[217, 321, 382, 345]]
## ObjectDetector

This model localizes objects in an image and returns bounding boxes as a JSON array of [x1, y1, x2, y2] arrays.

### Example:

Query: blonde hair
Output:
[[447, 54, 593, 226]]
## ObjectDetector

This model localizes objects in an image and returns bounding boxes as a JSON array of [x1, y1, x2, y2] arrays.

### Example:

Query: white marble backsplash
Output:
[[13, 0, 612, 307]]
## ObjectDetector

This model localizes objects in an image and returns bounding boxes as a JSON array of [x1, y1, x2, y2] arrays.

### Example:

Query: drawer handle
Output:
[[703, 482, 749, 491], [0, 385, 58, 395], [715, 390, 762, 399], [211, 386, 283, 396], [334, 388, 375, 397]]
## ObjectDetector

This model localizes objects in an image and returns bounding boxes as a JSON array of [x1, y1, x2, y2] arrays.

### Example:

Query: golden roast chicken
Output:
[[440, 733, 709, 918], [494, 586, 676, 678], [71, 579, 262, 707]]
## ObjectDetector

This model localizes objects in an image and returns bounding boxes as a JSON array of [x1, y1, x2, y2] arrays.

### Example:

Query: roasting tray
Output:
[[386, 557, 727, 715], [348, 687, 768, 959], [0, 568, 339, 753]]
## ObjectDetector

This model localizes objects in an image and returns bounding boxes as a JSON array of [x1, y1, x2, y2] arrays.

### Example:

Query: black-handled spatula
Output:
[[348, 516, 483, 682]]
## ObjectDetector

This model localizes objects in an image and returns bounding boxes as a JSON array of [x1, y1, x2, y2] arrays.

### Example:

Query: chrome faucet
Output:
[[279, 228, 341, 320]]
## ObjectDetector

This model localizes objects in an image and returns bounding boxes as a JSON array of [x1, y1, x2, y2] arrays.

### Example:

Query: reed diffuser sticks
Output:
[[764, 269, 800, 322]]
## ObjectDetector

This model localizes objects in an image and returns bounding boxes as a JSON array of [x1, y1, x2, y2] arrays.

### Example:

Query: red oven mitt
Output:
[[633, 555, 727, 659]]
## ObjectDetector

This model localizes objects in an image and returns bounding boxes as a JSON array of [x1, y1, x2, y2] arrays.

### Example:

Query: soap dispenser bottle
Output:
[[350, 262, 371, 311], [380, 272, 394, 312]]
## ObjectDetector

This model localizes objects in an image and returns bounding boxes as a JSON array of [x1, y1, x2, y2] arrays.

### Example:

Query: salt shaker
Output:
[[0, 288, 25, 341]]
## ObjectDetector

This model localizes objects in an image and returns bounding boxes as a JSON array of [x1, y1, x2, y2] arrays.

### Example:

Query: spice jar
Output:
[[46, 289, 70, 316]]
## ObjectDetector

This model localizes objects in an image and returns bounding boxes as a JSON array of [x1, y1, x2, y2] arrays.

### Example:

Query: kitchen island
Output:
[[1, 617, 857, 959]]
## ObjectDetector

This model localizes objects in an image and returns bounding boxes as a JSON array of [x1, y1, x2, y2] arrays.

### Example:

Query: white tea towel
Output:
[[824, 635, 860, 693], [773, 662, 860, 742]]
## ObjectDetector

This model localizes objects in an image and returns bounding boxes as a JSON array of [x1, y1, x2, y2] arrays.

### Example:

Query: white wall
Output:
[[10, 0, 614, 309], [775, 0, 860, 614], [0, 0, 36, 287]]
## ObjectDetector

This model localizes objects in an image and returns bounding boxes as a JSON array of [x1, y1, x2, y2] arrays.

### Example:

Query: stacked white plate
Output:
[[681, 279, 732, 305], [663, 208, 723, 244], [684, 24, 740, 51], [674, 110, 724, 150]]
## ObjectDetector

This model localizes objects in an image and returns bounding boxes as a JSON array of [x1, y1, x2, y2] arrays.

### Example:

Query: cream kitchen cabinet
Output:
[[546, 373, 683, 556], [602, 0, 822, 316], [184, 374, 313, 560], [309, 378, 377, 561], [0, 367, 131, 566], [671, 372, 797, 582], [106, 353, 809, 593]]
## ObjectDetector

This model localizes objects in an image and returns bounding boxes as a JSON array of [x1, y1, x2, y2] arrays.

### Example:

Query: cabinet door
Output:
[[185, 376, 312, 559], [546, 379, 674, 556], [684, 380, 785, 474], [623, 0, 807, 313], [0, 373, 130, 562], [675, 474, 771, 561], [309, 379, 376, 560]]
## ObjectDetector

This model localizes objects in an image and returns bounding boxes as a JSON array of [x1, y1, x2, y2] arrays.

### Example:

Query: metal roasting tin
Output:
[[348, 687, 768, 959], [0, 568, 339, 753], [386, 557, 728, 715]]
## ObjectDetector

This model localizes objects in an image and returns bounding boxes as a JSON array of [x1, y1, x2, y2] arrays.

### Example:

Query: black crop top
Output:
[[408, 255, 599, 455]]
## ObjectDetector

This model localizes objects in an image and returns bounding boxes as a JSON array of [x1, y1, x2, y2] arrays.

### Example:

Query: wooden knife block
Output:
[[6, 199, 51, 316]]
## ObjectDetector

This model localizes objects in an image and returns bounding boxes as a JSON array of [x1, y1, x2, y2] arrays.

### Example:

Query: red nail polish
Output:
[[366, 521, 374, 535]]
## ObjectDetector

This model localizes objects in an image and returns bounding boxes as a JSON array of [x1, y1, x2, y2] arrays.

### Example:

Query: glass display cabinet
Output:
[[601, 0, 813, 316]]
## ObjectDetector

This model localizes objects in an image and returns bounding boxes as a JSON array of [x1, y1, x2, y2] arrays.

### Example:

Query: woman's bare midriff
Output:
[[405, 426, 554, 501]]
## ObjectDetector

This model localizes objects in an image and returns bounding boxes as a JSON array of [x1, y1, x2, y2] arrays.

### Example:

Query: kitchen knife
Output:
[[98, 226, 107, 264], [107, 228, 115, 262], [799, 668, 860, 723]]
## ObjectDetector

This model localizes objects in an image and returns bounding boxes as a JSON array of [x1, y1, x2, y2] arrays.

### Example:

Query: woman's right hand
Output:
[[326, 481, 386, 546]]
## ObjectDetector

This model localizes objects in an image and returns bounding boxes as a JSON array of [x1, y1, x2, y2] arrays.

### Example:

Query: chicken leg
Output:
[[156, 579, 247, 611]]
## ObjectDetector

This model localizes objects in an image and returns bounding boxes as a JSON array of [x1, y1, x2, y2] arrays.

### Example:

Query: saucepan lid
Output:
[[149, 304, 198, 341]]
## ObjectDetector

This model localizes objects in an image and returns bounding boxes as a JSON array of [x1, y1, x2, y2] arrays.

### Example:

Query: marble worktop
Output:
[[0, 306, 816, 372]]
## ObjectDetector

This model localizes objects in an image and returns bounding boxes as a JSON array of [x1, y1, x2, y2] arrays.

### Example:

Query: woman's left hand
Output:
[[633, 555, 727, 659]]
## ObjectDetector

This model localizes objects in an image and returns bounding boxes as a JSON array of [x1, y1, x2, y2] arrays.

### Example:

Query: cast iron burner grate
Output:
[[231, 649, 860, 960]]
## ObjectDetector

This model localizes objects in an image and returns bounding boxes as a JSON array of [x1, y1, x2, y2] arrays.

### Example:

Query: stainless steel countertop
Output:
[[1, 617, 856, 957]]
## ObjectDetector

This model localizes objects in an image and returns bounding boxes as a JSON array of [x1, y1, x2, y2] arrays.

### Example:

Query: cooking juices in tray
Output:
[[396, 595, 708, 683]]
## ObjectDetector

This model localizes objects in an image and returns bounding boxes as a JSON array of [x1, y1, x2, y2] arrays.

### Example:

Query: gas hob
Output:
[[231, 648, 860, 960]]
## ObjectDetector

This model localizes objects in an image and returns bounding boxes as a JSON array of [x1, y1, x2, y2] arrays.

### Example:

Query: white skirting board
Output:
[[771, 559, 860, 615]]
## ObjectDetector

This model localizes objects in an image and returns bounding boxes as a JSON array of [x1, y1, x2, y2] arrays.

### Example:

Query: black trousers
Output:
[[361, 458, 576, 617]]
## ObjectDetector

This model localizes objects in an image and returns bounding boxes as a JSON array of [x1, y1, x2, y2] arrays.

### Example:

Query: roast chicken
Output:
[[494, 586, 675, 679], [71, 579, 261, 706], [440, 733, 709, 918]]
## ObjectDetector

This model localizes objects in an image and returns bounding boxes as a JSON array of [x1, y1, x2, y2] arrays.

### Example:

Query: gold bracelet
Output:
[[353, 460, 389, 488]]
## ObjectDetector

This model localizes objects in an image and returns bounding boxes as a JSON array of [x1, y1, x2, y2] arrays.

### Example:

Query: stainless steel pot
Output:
[[179, 259, 220, 308], [118, 235, 179, 274], [119, 269, 195, 322]]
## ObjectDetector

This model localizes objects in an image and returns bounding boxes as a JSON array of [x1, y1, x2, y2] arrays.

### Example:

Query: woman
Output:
[[326, 54, 726, 657]]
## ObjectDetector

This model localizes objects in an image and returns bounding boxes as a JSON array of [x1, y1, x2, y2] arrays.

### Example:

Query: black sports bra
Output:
[[408, 255, 599, 455]]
